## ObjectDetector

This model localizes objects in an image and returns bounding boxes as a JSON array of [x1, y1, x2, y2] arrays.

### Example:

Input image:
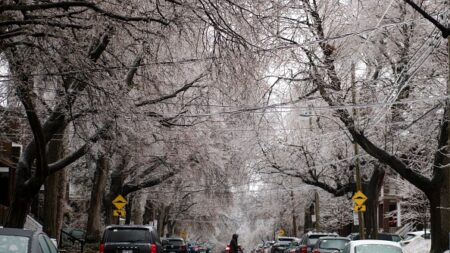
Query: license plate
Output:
[[122, 250, 133, 253]]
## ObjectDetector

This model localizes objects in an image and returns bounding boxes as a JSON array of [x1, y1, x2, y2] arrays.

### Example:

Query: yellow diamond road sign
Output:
[[113, 209, 126, 217], [352, 191, 368, 207], [112, 195, 128, 210], [180, 230, 187, 239], [353, 205, 366, 212]]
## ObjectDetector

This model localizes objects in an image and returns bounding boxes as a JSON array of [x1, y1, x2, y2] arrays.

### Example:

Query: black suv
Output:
[[100, 225, 162, 253], [162, 238, 188, 253]]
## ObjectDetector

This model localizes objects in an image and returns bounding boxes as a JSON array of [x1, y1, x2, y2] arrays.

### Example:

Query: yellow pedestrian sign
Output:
[[352, 191, 368, 207], [353, 205, 366, 212], [277, 229, 285, 237], [112, 195, 128, 210], [113, 209, 126, 217], [180, 230, 187, 240]]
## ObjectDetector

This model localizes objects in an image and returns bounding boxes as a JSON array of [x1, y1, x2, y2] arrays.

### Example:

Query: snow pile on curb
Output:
[[402, 237, 431, 253]]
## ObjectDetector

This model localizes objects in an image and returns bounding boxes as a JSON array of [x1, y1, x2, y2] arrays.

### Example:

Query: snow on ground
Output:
[[402, 238, 431, 253]]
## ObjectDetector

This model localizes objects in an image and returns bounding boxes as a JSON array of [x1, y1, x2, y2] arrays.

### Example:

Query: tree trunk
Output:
[[103, 193, 115, 226], [363, 165, 385, 239], [5, 158, 42, 228], [103, 155, 128, 225], [427, 168, 450, 253], [86, 155, 109, 242], [132, 193, 145, 225], [43, 170, 66, 240], [104, 166, 124, 225], [157, 204, 171, 237], [5, 167, 31, 228], [143, 201, 155, 225], [43, 130, 66, 241], [125, 194, 133, 224], [428, 190, 446, 253]]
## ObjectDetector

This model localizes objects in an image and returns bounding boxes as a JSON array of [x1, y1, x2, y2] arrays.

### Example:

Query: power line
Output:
[[0, 16, 433, 79]]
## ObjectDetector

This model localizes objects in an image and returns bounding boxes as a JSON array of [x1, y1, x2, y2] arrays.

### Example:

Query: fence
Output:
[[60, 228, 85, 253]]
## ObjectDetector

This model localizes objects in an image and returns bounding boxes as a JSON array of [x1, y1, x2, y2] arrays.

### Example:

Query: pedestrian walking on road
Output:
[[230, 234, 239, 253]]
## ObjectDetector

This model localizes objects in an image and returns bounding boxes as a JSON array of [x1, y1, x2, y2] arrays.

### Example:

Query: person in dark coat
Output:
[[230, 234, 239, 253]]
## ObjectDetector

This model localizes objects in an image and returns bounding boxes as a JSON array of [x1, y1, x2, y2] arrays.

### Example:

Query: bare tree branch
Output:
[[135, 74, 205, 107], [403, 0, 450, 38], [0, 2, 169, 25]]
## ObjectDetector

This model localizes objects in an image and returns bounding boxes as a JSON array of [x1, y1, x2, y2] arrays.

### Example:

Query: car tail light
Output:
[[300, 246, 307, 253], [99, 243, 105, 253], [312, 249, 320, 253], [225, 246, 231, 251], [151, 243, 157, 253]]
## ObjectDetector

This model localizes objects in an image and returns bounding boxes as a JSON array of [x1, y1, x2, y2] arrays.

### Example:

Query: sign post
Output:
[[180, 230, 187, 240], [352, 191, 367, 238], [112, 195, 128, 224]]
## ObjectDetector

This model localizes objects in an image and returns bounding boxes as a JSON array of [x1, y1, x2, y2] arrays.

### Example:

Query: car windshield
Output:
[[403, 234, 416, 240], [354, 244, 402, 253], [308, 235, 331, 246], [278, 238, 294, 242], [107, 228, 149, 242], [319, 239, 348, 250], [276, 241, 291, 246], [168, 240, 184, 246], [0, 235, 29, 253]]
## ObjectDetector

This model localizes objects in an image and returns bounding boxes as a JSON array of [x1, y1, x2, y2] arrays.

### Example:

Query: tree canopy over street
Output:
[[0, 1, 449, 253]]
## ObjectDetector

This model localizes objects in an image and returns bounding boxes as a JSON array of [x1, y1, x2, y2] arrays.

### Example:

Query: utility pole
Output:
[[315, 191, 320, 230], [291, 190, 297, 237], [352, 63, 365, 239], [447, 24, 450, 247]]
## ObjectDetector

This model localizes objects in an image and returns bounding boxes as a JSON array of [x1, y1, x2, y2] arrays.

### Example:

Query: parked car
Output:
[[311, 237, 350, 253], [284, 240, 301, 253], [271, 241, 292, 253], [272, 237, 299, 253], [0, 227, 58, 253], [345, 233, 358, 241], [263, 241, 275, 253], [400, 230, 431, 246], [189, 242, 209, 253], [341, 240, 403, 253], [299, 232, 338, 253], [162, 238, 188, 253], [349, 233, 403, 242], [100, 225, 162, 253], [255, 243, 264, 253]]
